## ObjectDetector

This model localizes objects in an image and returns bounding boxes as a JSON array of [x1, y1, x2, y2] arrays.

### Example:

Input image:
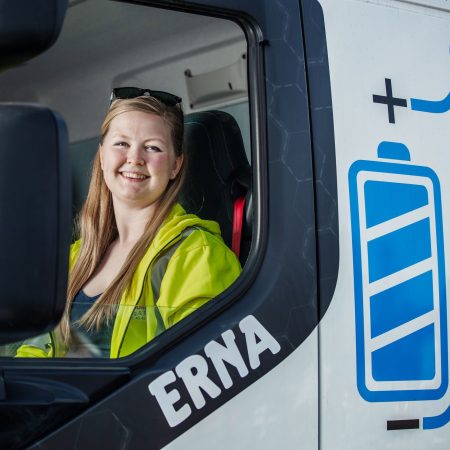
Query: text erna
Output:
[[148, 315, 281, 427]]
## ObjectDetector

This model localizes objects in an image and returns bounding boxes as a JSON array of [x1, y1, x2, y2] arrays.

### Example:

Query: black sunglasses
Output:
[[110, 87, 182, 107]]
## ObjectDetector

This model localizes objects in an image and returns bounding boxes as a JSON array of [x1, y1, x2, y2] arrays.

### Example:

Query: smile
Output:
[[120, 171, 149, 180]]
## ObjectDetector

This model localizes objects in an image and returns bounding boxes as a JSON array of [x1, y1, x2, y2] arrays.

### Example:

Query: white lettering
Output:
[[175, 354, 222, 409], [148, 370, 191, 428], [148, 315, 281, 427], [205, 329, 249, 389], [239, 315, 281, 369]]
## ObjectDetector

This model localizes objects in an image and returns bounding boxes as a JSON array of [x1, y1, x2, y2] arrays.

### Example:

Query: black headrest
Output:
[[0, 103, 71, 343], [181, 111, 251, 248], [0, 0, 68, 70]]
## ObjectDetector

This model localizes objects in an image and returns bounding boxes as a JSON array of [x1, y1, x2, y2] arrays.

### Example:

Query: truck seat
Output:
[[181, 110, 252, 264]]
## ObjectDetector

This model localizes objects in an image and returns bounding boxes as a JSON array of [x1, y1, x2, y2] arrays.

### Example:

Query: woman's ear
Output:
[[170, 154, 184, 180], [99, 144, 104, 170]]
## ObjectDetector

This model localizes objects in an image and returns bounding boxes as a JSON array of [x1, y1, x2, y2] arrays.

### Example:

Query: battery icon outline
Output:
[[349, 142, 448, 403]]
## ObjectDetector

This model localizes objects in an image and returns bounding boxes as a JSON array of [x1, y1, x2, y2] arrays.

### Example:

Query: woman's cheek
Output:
[[148, 153, 170, 170]]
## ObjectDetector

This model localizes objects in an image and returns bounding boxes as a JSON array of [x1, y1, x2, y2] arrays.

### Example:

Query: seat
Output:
[[181, 110, 252, 264]]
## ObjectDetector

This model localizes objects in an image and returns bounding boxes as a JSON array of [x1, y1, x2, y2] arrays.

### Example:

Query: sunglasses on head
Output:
[[110, 87, 182, 107]]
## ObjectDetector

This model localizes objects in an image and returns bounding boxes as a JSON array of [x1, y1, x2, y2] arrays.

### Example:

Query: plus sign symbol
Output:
[[373, 78, 408, 124]]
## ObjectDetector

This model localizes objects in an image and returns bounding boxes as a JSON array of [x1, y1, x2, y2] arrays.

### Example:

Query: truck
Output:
[[0, 0, 448, 448]]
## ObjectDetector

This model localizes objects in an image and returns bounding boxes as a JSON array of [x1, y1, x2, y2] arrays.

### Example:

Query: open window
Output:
[[0, 0, 256, 359]]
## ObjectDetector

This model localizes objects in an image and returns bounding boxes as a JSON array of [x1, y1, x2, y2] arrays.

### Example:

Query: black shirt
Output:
[[69, 290, 114, 358]]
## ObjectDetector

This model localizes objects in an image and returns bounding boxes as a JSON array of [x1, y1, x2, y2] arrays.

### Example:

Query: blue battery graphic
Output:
[[349, 141, 448, 402]]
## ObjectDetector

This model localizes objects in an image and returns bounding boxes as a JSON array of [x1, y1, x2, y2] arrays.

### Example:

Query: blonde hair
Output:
[[59, 96, 185, 345]]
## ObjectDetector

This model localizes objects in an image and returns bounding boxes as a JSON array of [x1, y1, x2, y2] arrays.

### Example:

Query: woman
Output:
[[17, 88, 241, 358]]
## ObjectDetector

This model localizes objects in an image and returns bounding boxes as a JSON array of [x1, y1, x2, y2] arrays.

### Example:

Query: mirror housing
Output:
[[0, 104, 71, 344], [0, 0, 68, 70]]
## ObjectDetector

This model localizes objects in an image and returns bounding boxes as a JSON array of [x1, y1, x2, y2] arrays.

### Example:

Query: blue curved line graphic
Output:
[[411, 92, 450, 113], [423, 403, 450, 429]]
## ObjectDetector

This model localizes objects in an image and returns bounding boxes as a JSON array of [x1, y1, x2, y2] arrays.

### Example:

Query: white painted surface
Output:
[[319, 0, 450, 448], [163, 330, 318, 450]]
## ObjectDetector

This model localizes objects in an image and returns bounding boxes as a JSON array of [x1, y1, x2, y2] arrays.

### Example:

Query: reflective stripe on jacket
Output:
[[16, 203, 241, 358]]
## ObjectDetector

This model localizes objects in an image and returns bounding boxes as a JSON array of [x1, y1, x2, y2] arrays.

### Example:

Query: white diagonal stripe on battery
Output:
[[369, 310, 435, 352], [365, 205, 431, 241], [367, 257, 433, 297]]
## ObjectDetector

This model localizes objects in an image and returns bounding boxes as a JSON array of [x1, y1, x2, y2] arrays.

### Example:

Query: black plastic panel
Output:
[[300, 0, 339, 317]]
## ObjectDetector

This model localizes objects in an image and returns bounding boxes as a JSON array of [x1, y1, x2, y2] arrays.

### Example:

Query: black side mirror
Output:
[[0, 0, 68, 70], [0, 104, 71, 344]]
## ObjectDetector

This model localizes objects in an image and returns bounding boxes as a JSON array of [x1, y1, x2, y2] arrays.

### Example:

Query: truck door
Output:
[[0, 1, 336, 449]]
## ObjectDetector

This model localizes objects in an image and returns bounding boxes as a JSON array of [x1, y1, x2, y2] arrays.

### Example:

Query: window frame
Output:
[[1, 0, 268, 368]]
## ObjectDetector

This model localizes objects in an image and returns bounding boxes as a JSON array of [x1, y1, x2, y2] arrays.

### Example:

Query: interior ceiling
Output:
[[0, 0, 214, 85]]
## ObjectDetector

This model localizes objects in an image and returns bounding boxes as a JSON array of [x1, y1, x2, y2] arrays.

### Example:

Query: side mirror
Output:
[[0, 0, 68, 70], [0, 104, 71, 344]]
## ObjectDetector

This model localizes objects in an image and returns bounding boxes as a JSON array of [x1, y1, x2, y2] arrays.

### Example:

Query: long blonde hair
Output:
[[59, 96, 185, 345]]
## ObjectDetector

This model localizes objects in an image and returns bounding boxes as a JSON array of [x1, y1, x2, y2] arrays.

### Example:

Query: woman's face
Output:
[[100, 110, 183, 210]]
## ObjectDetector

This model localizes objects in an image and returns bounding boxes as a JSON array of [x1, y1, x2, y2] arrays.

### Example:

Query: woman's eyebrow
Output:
[[144, 136, 166, 144], [109, 131, 166, 141], [109, 132, 131, 140], [108, 131, 169, 146]]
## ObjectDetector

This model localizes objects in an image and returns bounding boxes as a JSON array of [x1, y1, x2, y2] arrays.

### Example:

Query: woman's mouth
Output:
[[120, 171, 149, 181]]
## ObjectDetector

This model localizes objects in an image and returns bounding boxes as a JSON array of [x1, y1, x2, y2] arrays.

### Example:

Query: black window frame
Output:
[[1, 0, 267, 369]]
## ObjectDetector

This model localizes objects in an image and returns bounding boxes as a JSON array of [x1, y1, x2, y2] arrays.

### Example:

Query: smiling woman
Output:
[[16, 94, 242, 358], [100, 108, 183, 211]]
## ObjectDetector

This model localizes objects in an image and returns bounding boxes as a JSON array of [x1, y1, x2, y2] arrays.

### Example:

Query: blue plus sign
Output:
[[373, 78, 408, 124]]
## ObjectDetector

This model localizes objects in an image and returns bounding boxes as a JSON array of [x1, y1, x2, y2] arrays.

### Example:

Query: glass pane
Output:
[[1, 0, 250, 360]]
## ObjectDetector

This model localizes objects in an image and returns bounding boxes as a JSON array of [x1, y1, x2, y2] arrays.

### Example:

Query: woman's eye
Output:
[[145, 145, 162, 152], [113, 141, 128, 147]]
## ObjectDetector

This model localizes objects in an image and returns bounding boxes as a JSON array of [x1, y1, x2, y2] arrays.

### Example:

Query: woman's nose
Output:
[[126, 145, 144, 165]]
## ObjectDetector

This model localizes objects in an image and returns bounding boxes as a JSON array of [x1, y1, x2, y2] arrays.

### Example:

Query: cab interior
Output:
[[0, 0, 253, 356], [0, 0, 252, 255]]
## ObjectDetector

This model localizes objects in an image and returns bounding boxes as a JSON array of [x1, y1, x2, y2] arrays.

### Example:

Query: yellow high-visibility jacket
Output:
[[16, 204, 241, 358]]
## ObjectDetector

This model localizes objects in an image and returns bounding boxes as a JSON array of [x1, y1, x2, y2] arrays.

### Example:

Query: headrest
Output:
[[0, 103, 71, 343], [0, 0, 68, 70], [181, 111, 251, 247]]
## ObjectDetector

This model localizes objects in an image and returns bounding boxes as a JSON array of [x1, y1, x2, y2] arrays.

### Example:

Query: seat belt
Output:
[[232, 196, 246, 258]]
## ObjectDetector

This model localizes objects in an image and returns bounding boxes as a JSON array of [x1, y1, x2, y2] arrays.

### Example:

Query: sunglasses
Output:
[[110, 87, 182, 107]]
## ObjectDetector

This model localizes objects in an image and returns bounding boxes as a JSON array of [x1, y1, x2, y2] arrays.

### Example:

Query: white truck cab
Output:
[[0, 0, 448, 449]]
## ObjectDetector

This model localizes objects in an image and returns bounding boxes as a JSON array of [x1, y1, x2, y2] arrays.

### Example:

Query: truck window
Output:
[[0, 0, 253, 359]]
